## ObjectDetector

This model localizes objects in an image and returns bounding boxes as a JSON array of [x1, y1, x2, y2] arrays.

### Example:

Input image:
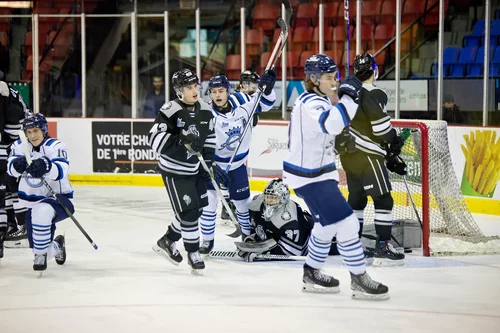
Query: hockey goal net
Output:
[[336, 120, 500, 256]]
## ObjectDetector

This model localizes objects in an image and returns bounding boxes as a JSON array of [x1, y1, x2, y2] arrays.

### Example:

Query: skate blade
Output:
[[4, 239, 30, 248], [152, 245, 181, 266], [36, 271, 44, 278], [351, 290, 390, 301], [372, 258, 405, 267], [190, 268, 204, 276], [302, 283, 340, 294]]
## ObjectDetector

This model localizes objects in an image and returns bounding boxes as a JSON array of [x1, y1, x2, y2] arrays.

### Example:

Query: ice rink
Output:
[[1, 185, 499, 333]]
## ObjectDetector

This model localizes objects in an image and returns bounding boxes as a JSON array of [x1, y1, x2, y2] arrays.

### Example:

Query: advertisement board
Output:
[[375, 80, 428, 112]]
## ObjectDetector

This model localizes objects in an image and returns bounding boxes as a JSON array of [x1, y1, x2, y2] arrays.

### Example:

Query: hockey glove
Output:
[[180, 132, 203, 153], [213, 163, 230, 186], [259, 69, 277, 95], [388, 134, 405, 157], [26, 156, 52, 178], [252, 114, 259, 127], [338, 75, 362, 103], [12, 156, 28, 174], [335, 129, 356, 154], [386, 155, 407, 176]]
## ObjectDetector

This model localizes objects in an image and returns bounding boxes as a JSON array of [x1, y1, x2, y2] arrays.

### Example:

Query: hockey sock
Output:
[[200, 189, 217, 241], [337, 238, 366, 275], [166, 215, 182, 242], [305, 234, 331, 269], [31, 203, 55, 255], [15, 211, 26, 227], [354, 210, 364, 238], [180, 222, 200, 253], [374, 209, 393, 241], [233, 199, 251, 236]]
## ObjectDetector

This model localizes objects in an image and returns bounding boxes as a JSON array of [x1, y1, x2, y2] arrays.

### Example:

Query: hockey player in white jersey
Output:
[[198, 72, 277, 254], [283, 54, 389, 300], [7, 114, 70, 275]]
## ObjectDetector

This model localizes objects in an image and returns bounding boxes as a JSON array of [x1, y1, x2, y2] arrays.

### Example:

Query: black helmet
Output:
[[353, 53, 379, 81], [239, 70, 260, 84], [172, 68, 199, 92]]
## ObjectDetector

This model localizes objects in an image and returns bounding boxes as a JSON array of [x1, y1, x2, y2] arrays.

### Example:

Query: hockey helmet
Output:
[[172, 68, 199, 93], [23, 113, 48, 135], [304, 54, 339, 81], [263, 178, 290, 219], [208, 75, 231, 93], [353, 53, 379, 81]]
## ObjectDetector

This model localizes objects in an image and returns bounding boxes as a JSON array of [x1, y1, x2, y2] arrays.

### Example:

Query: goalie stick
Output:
[[225, 0, 293, 173], [19, 130, 98, 250], [208, 250, 306, 262]]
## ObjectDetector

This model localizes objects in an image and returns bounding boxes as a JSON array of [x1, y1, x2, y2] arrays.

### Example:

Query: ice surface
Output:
[[1, 185, 499, 333]]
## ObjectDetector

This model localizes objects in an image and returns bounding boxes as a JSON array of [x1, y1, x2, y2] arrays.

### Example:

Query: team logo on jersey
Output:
[[256, 225, 266, 240], [221, 122, 229, 128], [281, 210, 291, 221], [220, 127, 241, 151], [23, 174, 44, 188], [177, 118, 185, 127], [186, 124, 199, 137], [161, 101, 172, 111], [183, 194, 191, 206]]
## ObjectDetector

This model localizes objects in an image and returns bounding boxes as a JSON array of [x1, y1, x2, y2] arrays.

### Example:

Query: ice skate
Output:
[[187, 251, 205, 276], [4, 225, 29, 248], [350, 271, 389, 300], [34, 253, 47, 278], [302, 264, 340, 293], [373, 240, 405, 267], [54, 235, 66, 265], [199, 239, 214, 255], [152, 234, 183, 266]]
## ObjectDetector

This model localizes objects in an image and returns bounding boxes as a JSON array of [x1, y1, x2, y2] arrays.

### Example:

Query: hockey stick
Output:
[[185, 144, 242, 238], [19, 131, 98, 250], [400, 160, 423, 230], [208, 250, 306, 262], [344, 0, 350, 78], [224, 0, 293, 174]]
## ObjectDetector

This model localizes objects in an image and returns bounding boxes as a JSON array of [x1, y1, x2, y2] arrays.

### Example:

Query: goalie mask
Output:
[[263, 178, 290, 219]]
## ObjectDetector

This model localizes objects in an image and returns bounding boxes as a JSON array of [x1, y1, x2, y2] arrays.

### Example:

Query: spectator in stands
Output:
[[443, 94, 466, 124], [142, 76, 165, 118]]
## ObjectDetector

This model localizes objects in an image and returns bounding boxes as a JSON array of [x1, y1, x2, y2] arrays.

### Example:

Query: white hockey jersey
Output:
[[7, 137, 73, 208], [212, 90, 276, 171], [283, 91, 358, 189]]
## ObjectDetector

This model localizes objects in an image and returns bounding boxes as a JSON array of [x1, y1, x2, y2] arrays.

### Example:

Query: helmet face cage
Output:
[[172, 69, 200, 99], [262, 179, 290, 219], [208, 75, 231, 93], [23, 113, 48, 135]]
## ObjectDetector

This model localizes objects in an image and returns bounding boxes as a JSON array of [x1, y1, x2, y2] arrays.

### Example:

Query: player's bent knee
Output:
[[232, 197, 251, 212], [336, 214, 361, 243], [311, 222, 338, 242], [372, 193, 394, 211], [348, 192, 368, 210], [31, 203, 56, 226], [178, 208, 200, 225]]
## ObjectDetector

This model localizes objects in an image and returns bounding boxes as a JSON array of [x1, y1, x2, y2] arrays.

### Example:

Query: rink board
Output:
[[43, 117, 500, 216]]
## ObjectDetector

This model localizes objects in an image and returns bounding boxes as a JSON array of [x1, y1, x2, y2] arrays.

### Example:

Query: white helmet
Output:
[[263, 178, 290, 219]]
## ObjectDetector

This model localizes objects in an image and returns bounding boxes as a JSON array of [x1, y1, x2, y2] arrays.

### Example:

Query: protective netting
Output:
[[336, 120, 500, 256]]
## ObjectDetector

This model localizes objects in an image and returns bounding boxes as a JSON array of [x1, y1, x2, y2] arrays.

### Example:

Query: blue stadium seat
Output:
[[480, 19, 500, 46], [431, 46, 461, 77], [489, 46, 500, 76], [448, 46, 477, 77], [463, 20, 487, 47], [467, 46, 496, 77]]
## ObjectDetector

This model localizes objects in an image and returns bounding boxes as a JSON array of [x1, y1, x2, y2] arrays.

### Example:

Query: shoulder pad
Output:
[[197, 98, 212, 112], [304, 95, 331, 112], [249, 194, 263, 211], [229, 92, 251, 109], [159, 101, 182, 118], [43, 138, 64, 148], [363, 83, 386, 93]]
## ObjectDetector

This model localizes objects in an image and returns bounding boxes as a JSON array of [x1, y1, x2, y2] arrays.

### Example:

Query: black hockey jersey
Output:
[[0, 82, 27, 172], [348, 83, 396, 157], [249, 194, 314, 256], [148, 98, 216, 176]]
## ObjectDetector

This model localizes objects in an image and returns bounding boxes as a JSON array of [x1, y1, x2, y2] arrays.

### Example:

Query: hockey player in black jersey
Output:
[[0, 81, 28, 263], [237, 179, 340, 261], [338, 53, 406, 266], [149, 68, 216, 275]]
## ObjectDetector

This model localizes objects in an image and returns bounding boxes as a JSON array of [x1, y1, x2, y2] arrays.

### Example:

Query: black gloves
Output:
[[335, 129, 356, 153], [26, 156, 52, 178], [180, 132, 203, 153], [12, 156, 28, 174], [388, 134, 405, 157], [386, 154, 407, 176]]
